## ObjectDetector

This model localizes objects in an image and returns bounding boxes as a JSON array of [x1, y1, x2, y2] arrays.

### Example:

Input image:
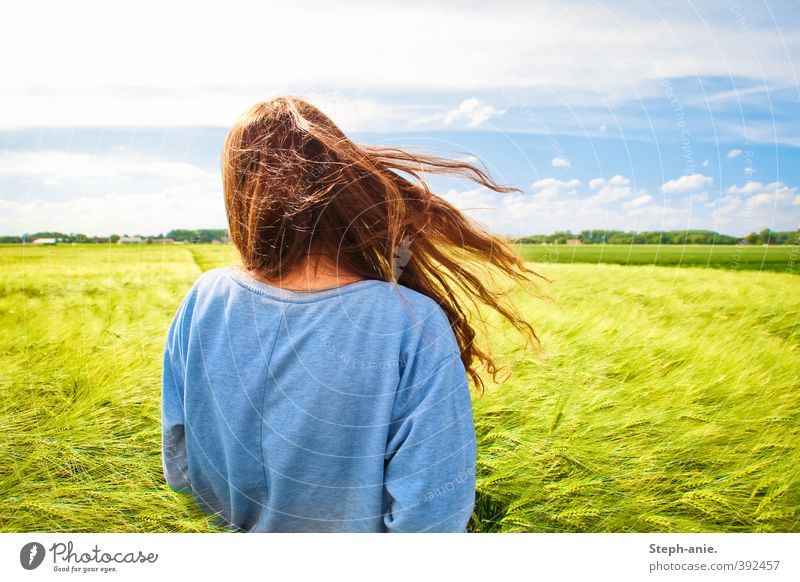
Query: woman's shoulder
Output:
[[187, 268, 452, 336], [178, 266, 234, 308], [365, 281, 455, 340], [382, 281, 445, 316], [191, 265, 234, 291], [198, 265, 233, 281]]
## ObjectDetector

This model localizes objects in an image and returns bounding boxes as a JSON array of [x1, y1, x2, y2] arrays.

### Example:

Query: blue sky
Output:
[[1, 0, 798, 237]]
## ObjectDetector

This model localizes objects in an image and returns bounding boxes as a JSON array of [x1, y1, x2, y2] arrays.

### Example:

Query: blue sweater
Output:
[[161, 266, 477, 532]]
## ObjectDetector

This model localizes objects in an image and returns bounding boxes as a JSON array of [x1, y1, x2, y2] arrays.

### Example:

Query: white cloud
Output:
[[1, 88, 410, 132], [589, 175, 630, 190], [530, 177, 581, 201], [702, 159, 710, 168], [441, 187, 498, 209], [711, 195, 742, 214], [727, 181, 795, 196], [0, 150, 212, 185], [626, 193, 653, 207], [731, 181, 797, 210], [0, 150, 223, 235], [0, 183, 225, 236], [2, 1, 798, 130], [438, 173, 786, 236], [642, 206, 684, 217], [746, 192, 790, 209], [531, 178, 581, 190], [700, 86, 770, 105], [727, 149, 743, 159], [719, 120, 800, 149], [551, 156, 571, 168], [584, 175, 634, 205], [727, 182, 761, 195], [443, 98, 505, 127], [439, 186, 591, 235], [660, 173, 713, 193], [711, 182, 800, 234]]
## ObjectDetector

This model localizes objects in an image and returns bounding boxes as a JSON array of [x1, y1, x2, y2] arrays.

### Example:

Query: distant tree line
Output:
[[0, 229, 230, 244], [165, 229, 229, 243], [2, 228, 798, 245], [514, 229, 800, 245], [0, 231, 111, 244]]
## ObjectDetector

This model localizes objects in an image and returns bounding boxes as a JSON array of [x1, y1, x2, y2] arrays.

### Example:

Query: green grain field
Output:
[[518, 243, 799, 273], [1, 243, 798, 532]]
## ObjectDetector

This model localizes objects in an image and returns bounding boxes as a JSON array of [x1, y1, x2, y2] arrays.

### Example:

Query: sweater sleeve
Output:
[[382, 315, 477, 533], [161, 287, 195, 493]]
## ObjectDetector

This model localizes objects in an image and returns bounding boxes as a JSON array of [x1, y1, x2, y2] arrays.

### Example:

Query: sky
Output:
[[1, 0, 799, 237]]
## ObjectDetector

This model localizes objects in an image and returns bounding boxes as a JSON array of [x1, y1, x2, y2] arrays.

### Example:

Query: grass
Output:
[[0, 243, 798, 532], [517, 243, 800, 274], [469, 261, 800, 532], [0, 243, 225, 532]]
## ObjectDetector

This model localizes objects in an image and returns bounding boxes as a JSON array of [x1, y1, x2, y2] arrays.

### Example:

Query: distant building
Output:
[[32, 238, 57, 245], [118, 236, 143, 244], [566, 239, 582, 245], [145, 237, 175, 244]]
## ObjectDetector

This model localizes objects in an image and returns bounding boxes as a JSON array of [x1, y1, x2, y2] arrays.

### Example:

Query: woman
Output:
[[161, 96, 544, 532]]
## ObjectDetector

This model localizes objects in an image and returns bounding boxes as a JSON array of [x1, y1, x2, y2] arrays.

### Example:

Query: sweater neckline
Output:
[[228, 266, 385, 302]]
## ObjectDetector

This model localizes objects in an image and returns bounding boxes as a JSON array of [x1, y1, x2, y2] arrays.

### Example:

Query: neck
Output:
[[249, 256, 365, 291]]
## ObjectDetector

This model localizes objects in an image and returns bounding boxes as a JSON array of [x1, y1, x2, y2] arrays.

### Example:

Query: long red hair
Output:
[[222, 96, 549, 392]]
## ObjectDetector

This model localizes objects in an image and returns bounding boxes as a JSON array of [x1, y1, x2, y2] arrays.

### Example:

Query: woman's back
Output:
[[161, 96, 543, 533], [162, 265, 477, 532]]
